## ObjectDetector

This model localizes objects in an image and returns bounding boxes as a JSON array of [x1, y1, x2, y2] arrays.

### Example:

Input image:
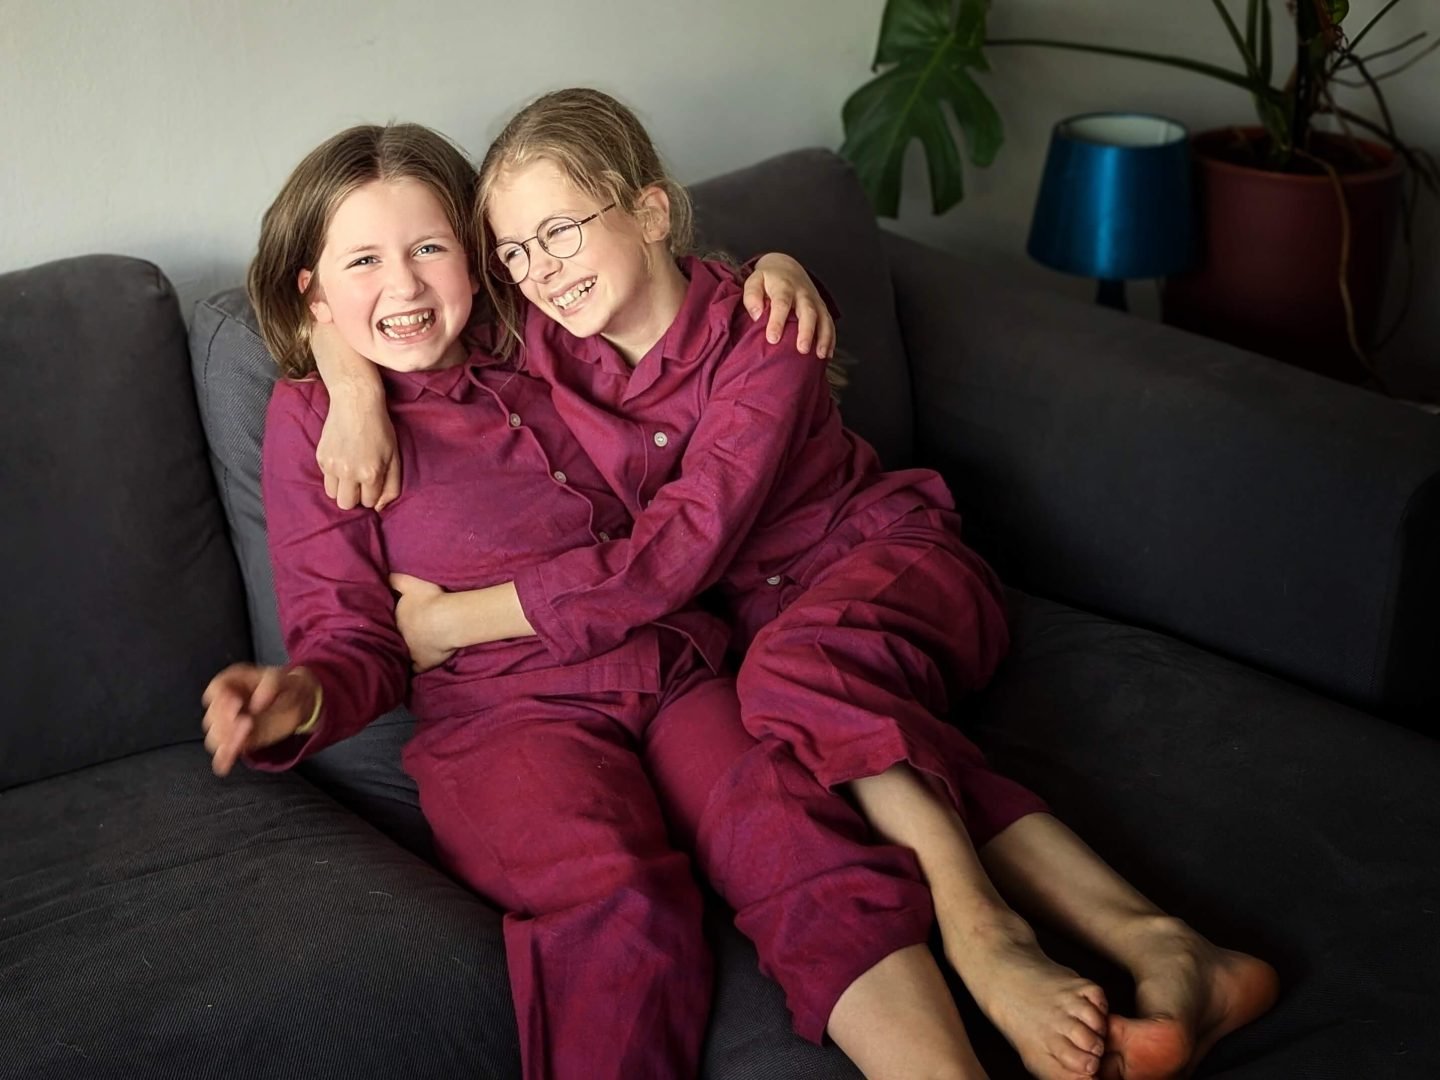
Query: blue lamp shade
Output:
[[1027, 114, 1197, 292]]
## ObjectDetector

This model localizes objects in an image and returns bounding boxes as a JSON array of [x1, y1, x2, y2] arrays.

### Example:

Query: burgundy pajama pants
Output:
[[404, 645, 934, 1080], [737, 508, 1050, 848]]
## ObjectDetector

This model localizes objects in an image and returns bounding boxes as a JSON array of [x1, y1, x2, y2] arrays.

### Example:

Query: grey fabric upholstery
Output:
[[0, 744, 520, 1080], [884, 231, 1440, 727], [0, 255, 251, 790], [188, 287, 286, 667]]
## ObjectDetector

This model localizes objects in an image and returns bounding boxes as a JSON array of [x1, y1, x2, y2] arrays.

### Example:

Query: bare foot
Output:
[[943, 911, 1109, 1080], [1101, 918, 1278, 1080]]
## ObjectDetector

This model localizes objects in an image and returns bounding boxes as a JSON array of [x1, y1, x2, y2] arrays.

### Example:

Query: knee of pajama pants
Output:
[[733, 619, 947, 790], [691, 739, 935, 1043]]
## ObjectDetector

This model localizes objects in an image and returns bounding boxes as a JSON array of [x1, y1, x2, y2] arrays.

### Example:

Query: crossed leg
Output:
[[856, 768, 1278, 1080]]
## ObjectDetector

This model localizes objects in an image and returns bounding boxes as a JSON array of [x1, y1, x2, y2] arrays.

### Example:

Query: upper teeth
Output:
[[553, 280, 595, 309], [381, 312, 430, 327]]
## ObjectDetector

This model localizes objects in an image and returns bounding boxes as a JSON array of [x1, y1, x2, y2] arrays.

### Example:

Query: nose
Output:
[[385, 259, 424, 300], [526, 243, 563, 283]]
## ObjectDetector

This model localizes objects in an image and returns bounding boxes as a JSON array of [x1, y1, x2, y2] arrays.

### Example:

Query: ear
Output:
[[635, 185, 672, 244], [297, 268, 333, 324]]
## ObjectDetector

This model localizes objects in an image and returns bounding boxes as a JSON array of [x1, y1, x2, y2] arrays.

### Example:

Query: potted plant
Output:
[[841, 0, 1439, 386]]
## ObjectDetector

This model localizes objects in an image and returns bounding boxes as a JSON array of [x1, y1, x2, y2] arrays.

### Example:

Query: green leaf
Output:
[[873, 0, 956, 67], [954, 0, 989, 49], [840, 32, 1002, 217]]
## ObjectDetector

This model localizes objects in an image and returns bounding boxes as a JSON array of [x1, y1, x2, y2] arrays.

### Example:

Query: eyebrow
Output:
[[493, 211, 587, 245], [336, 232, 452, 257]]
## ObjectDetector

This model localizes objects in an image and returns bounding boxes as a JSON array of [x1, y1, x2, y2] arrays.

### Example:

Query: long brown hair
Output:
[[248, 123, 479, 378], [475, 88, 693, 352]]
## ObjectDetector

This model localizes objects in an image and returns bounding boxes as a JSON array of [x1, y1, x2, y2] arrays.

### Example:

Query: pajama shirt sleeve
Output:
[[513, 318, 824, 665], [244, 382, 410, 771]]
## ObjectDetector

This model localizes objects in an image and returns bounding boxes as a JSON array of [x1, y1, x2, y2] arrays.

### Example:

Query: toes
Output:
[[1069, 997, 1109, 1040], [1065, 1018, 1106, 1057], [1081, 982, 1109, 1015], [1050, 1041, 1102, 1077]]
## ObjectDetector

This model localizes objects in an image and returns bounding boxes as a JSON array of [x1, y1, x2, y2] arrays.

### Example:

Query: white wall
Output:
[[3, 1, 1436, 395], [1, 0, 876, 317]]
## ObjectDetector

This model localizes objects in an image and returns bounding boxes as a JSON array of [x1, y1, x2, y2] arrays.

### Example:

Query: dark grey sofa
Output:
[[4, 148, 1438, 1079]]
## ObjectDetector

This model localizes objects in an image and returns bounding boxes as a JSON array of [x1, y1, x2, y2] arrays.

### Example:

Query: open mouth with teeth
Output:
[[377, 309, 436, 341], [551, 278, 597, 311]]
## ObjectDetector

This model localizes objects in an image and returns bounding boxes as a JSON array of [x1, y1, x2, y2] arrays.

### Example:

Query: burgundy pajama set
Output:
[[512, 257, 1049, 850], [250, 360, 934, 1079]]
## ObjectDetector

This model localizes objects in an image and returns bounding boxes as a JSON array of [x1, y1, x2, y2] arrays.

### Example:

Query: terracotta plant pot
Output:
[[1162, 127, 1404, 384]]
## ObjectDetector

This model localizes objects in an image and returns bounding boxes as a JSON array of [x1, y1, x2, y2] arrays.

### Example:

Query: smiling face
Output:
[[486, 158, 682, 361], [300, 178, 476, 372]]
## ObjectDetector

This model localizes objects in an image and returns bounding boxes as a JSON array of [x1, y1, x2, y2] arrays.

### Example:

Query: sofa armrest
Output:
[[882, 231, 1440, 724]]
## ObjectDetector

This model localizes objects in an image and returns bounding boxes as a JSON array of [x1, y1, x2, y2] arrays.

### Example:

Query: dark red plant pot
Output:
[[1162, 127, 1404, 384]]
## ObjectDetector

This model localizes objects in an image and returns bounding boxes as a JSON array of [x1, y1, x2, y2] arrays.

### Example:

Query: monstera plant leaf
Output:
[[840, 0, 1001, 217]]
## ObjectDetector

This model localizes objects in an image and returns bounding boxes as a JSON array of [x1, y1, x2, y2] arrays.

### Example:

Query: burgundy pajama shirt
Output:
[[250, 360, 933, 1078], [512, 257, 1048, 848]]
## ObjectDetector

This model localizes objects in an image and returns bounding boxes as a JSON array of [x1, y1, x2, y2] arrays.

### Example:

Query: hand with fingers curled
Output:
[[311, 320, 402, 512], [742, 253, 838, 360], [200, 664, 322, 777], [389, 572, 459, 673]]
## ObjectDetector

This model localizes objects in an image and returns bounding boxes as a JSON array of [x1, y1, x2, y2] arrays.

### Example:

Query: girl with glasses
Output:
[[313, 91, 1277, 1080]]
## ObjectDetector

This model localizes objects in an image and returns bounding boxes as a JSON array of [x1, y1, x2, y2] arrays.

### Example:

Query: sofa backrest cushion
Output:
[[0, 255, 252, 790], [689, 149, 915, 467], [189, 287, 288, 666]]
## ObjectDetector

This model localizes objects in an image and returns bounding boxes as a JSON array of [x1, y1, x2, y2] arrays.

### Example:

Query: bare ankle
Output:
[[940, 899, 1034, 949], [1109, 913, 1202, 966]]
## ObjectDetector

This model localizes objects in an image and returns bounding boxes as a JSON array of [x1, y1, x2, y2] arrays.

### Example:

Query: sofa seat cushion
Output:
[[0, 739, 879, 1080], [966, 591, 1440, 1078], [0, 744, 519, 1080]]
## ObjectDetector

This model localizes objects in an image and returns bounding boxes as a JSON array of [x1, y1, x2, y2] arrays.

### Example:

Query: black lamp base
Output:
[[1095, 278, 1129, 311]]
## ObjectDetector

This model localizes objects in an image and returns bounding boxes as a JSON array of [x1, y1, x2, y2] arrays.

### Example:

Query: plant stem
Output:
[[1210, 0, 1265, 82], [1348, 0, 1408, 54], [983, 37, 1261, 92], [1347, 30, 1427, 66], [1360, 38, 1440, 82], [1293, 147, 1388, 392]]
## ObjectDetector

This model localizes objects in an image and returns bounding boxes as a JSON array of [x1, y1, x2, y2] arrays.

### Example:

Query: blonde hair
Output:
[[476, 88, 693, 349], [474, 89, 847, 398], [248, 123, 479, 379]]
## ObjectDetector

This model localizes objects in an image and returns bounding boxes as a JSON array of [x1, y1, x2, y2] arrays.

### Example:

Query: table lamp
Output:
[[1027, 113, 1197, 311]]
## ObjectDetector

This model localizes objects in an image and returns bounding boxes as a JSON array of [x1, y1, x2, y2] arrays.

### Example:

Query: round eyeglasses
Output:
[[488, 203, 617, 283]]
